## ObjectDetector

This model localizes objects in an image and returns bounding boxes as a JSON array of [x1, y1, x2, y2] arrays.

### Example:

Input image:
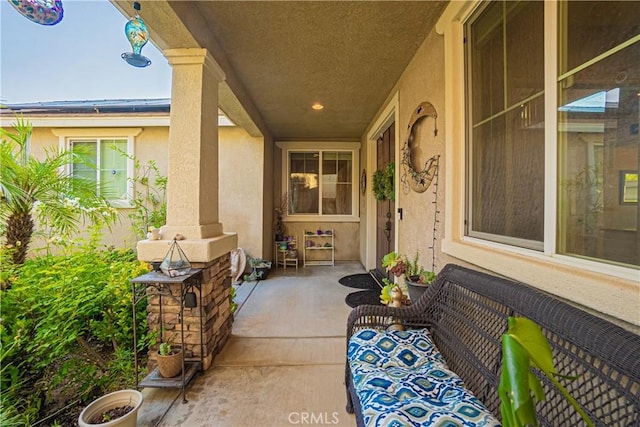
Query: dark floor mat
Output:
[[338, 273, 380, 290], [345, 290, 384, 308]]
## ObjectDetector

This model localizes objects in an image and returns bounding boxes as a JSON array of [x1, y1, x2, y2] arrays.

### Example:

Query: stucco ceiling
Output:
[[165, 1, 448, 141]]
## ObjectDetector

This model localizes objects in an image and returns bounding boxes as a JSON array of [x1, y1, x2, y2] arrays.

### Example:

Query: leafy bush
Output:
[[0, 116, 117, 265], [126, 156, 167, 239], [0, 238, 152, 425]]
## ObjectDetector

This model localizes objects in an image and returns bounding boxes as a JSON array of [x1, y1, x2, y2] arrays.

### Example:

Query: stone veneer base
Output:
[[145, 253, 233, 371]]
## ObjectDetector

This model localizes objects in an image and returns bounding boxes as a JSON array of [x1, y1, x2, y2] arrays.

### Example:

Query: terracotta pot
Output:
[[78, 389, 143, 427], [157, 349, 183, 378]]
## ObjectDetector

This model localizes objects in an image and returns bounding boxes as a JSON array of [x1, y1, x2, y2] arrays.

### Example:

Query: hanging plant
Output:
[[372, 163, 395, 201]]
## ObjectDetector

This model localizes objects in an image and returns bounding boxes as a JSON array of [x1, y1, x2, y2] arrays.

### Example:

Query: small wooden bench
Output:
[[345, 264, 640, 426]]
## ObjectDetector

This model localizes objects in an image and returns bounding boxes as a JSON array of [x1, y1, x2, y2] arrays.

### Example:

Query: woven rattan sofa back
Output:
[[416, 264, 640, 426]]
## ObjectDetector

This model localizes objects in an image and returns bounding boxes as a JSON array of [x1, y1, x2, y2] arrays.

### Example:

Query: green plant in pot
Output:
[[404, 251, 435, 302], [243, 256, 272, 281], [156, 336, 182, 378], [382, 251, 435, 303]]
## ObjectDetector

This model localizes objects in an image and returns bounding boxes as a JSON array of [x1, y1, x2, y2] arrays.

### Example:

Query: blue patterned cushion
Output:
[[348, 328, 445, 369], [348, 329, 501, 427]]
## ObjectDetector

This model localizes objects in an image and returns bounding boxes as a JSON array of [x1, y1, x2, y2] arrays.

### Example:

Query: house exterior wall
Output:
[[362, 4, 639, 332], [273, 143, 362, 262], [24, 125, 163, 251], [262, 134, 275, 261], [218, 126, 265, 259], [5, 121, 269, 262], [393, 29, 450, 271], [287, 222, 360, 262]]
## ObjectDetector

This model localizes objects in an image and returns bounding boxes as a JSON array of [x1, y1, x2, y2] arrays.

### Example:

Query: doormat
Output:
[[338, 273, 380, 290], [345, 290, 384, 308]]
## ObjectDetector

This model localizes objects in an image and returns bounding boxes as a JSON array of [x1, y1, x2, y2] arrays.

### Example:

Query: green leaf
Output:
[[500, 316, 595, 427], [500, 334, 538, 427], [528, 371, 545, 402], [381, 252, 400, 269], [508, 317, 556, 375]]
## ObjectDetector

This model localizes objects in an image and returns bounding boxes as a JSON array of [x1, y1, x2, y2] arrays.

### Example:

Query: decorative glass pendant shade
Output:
[[121, 2, 151, 68], [8, 0, 63, 25]]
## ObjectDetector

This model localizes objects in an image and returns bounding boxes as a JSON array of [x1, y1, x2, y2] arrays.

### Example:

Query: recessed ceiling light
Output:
[[312, 103, 324, 110]]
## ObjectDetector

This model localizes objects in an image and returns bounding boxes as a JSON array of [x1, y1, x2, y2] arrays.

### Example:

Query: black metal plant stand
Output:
[[130, 268, 204, 403]]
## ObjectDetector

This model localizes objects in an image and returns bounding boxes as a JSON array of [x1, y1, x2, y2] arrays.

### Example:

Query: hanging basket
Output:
[[160, 238, 192, 277]]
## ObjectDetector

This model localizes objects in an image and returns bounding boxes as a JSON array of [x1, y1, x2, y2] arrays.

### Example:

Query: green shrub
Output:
[[126, 156, 167, 239], [0, 239, 152, 424]]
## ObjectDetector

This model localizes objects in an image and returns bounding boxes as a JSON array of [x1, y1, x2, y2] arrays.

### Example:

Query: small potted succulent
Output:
[[156, 336, 182, 378], [381, 251, 435, 303]]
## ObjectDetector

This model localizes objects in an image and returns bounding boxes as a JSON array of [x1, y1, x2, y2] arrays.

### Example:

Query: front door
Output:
[[375, 122, 395, 277]]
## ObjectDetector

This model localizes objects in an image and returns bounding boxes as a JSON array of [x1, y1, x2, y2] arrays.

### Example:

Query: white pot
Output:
[[78, 389, 143, 427]]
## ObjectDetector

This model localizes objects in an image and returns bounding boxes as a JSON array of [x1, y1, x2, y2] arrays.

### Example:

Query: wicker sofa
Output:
[[345, 264, 640, 426]]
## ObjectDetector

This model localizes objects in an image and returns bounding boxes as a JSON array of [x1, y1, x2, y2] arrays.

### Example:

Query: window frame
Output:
[[277, 141, 360, 223], [437, 1, 638, 282], [464, 1, 546, 251], [53, 128, 139, 208]]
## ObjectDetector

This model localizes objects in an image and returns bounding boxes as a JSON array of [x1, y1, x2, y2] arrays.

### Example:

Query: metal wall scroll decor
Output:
[[400, 102, 440, 194]]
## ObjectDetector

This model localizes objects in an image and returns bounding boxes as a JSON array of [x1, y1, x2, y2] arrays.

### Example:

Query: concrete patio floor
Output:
[[137, 262, 367, 426]]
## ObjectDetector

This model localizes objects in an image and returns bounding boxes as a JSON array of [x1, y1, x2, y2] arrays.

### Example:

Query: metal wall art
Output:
[[400, 102, 440, 194]]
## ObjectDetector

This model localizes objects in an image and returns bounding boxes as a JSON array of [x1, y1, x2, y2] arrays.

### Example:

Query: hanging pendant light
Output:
[[121, 1, 151, 68], [8, 0, 64, 25]]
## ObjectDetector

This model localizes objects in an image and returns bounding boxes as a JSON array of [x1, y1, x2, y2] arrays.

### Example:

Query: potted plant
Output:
[[403, 252, 436, 302], [78, 389, 143, 427], [156, 337, 182, 378], [379, 253, 409, 307], [380, 278, 408, 307], [381, 251, 436, 303], [274, 193, 288, 241], [244, 256, 272, 281]]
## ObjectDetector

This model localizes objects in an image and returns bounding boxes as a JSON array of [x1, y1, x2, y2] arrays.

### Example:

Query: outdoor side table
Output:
[[130, 268, 203, 403]]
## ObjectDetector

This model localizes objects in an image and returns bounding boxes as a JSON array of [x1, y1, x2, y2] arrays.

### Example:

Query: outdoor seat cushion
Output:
[[348, 328, 501, 427]]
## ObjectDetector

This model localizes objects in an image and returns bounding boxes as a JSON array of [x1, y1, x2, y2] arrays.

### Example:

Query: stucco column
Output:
[[138, 48, 237, 263]]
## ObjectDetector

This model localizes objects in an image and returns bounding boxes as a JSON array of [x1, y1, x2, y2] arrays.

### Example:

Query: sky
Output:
[[0, 0, 172, 104]]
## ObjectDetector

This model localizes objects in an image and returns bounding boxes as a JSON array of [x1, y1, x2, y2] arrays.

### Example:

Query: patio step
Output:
[[213, 336, 345, 367]]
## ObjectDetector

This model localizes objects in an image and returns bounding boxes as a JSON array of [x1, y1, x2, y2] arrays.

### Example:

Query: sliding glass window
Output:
[[466, 1, 545, 250], [557, 1, 640, 266]]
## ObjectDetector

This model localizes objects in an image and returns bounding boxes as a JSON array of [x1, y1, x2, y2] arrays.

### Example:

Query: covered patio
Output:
[[136, 263, 364, 426], [1, 1, 637, 424], [106, 0, 637, 424]]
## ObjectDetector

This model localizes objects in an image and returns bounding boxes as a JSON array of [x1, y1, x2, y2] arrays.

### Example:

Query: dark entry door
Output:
[[375, 122, 395, 277]]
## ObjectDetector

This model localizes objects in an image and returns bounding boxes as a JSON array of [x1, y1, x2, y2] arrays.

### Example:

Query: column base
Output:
[[137, 232, 238, 264]]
